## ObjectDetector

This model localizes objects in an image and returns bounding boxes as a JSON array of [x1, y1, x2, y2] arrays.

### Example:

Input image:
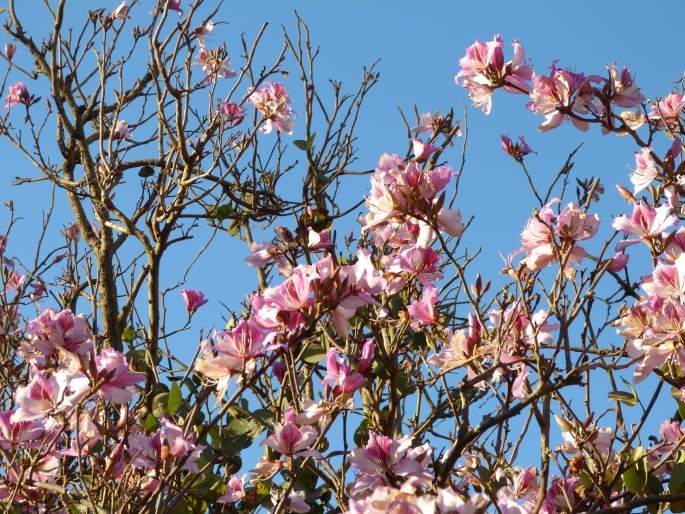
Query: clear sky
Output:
[[1, 0, 684, 465]]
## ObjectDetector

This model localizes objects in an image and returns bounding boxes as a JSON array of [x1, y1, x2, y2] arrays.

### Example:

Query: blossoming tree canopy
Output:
[[1, 1, 685, 513]]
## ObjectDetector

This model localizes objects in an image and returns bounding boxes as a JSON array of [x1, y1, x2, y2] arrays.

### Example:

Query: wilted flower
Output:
[[501, 134, 534, 161], [4, 43, 16, 61]]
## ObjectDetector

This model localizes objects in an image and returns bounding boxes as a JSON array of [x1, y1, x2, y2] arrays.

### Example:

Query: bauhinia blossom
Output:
[[348, 431, 433, 497], [12, 369, 89, 422], [5, 81, 30, 108], [630, 147, 659, 193], [263, 409, 319, 458], [249, 82, 295, 135], [649, 93, 685, 129], [94, 348, 145, 403], [612, 200, 678, 251], [180, 288, 208, 315], [407, 285, 439, 326], [217, 474, 246, 504], [528, 65, 603, 132], [456, 35, 533, 114], [193, 44, 236, 82]]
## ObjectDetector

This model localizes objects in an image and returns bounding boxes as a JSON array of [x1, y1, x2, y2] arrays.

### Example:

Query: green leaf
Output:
[[143, 413, 159, 432], [122, 326, 136, 343], [168, 382, 182, 416], [607, 390, 638, 406], [301, 343, 327, 364], [622, 447, 647, 493], [396, 371, 417, 396], [152, 392, 170, 418], [211, 204, 233, 221], [354, 418, 370, 447], [138, 165, 155, 178], [253, 408, 275, 424], [227, 416, 263, 439], [293, 139, 308, 151], [671, 463, 685, 493]]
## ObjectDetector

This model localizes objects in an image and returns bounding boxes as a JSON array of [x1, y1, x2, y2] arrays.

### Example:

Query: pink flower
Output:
[[111, 1, 129, 20], [644, 253, 685, 300], [12, 369, 90, 422], [497, 488, 531, 514], [5, 81, 30, 108], [4, 271, 25, 293], [94, 348, 145, 403], [193, 45, 236, 82], [64, 223, 80, 241], [195, 320, 269, 389], [249, 82, 295, 135], [112, 120, 130, 140], [630, 148, 659, 193], [23, 308, 92, 363], [263, 267, 312, 311], [180, 289, 208, 315], [410, 138, 439, 162], [438, 208, 465, 237], [528, 65, 603, 132], [168, 0, 183, 15], [407, 286, 438, 325], [219, 101, 245, 127], [348, 431, 433, 497], [4, 43, 16, 61], [515, 200, 597, 275], [607, 64, 644, 108], [501, 134, 534, 161], [358, 339, 375, 375], [61, 412, 101, 457], [649, 93, 685, 129], [307, 227, 333, 251], [245, 241, 281, 268], [612, 200, 678, 251], [456, 35, 533, 114], [543, 476, 581, 514], [140, 418, 203, 471], [217, 474, 246, 504], [383, 245, 442, 293], [283, 490, 310, 513], [607, 252, 628, 272], [323, 348, 364, 396], [511, 363, 530, 400], [428, 328, 480, 375], [412, 112, 434, 134], [264, 414, 319, 458], [0, 410, 45, 450]]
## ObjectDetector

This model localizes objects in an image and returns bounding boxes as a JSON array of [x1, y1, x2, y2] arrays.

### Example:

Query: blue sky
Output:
[[1, 0, 684, 474], [3, 0, 684, 320]]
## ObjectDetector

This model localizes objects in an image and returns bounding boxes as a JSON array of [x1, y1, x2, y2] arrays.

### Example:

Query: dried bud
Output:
[[4, 43, 16, 61], [616, 184, 635, 203]]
